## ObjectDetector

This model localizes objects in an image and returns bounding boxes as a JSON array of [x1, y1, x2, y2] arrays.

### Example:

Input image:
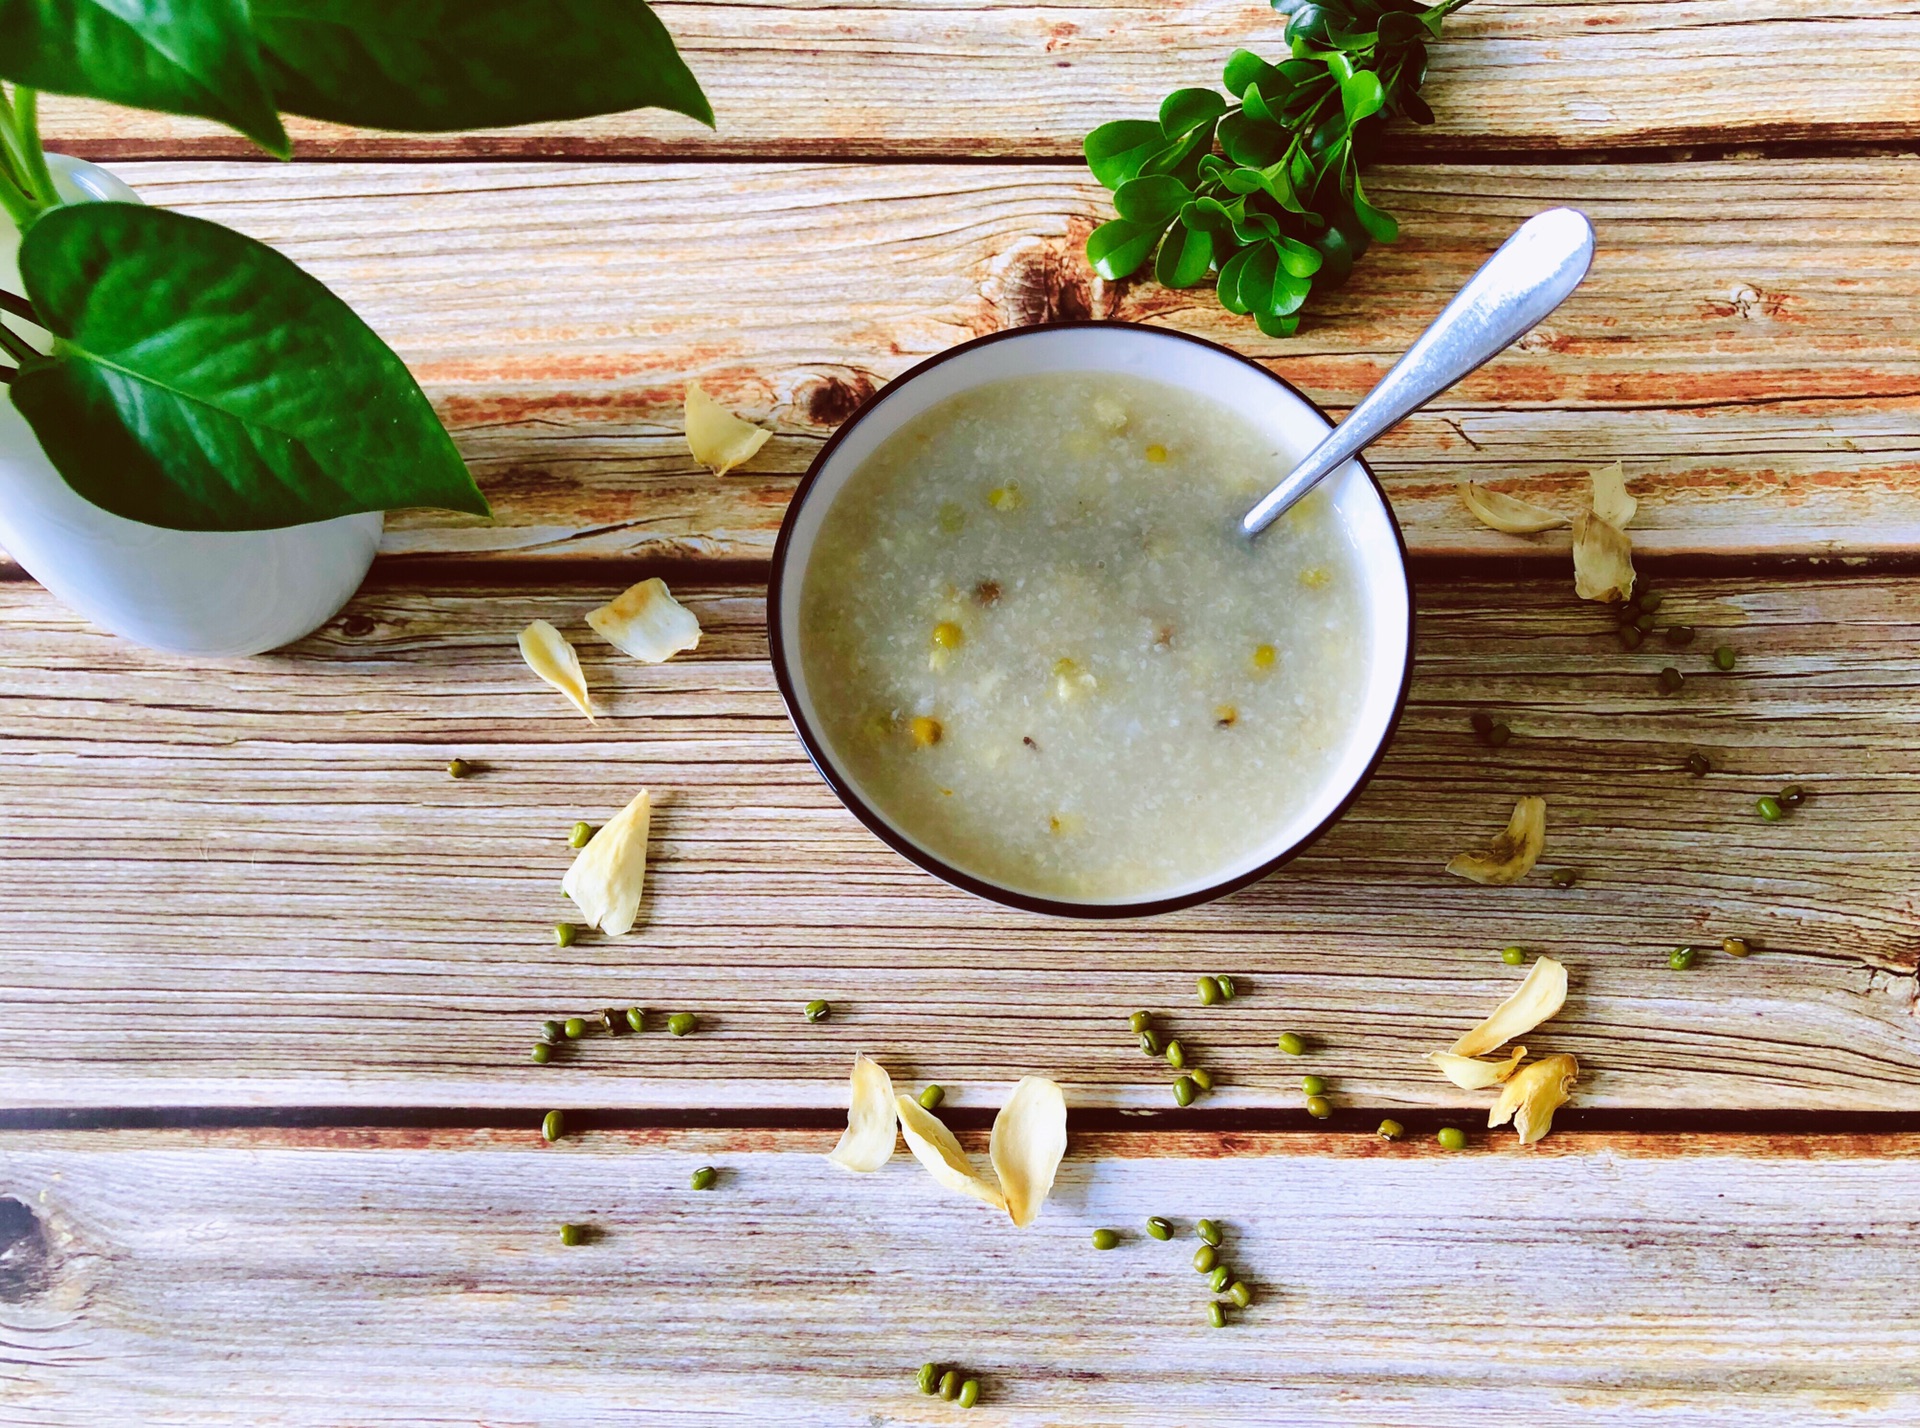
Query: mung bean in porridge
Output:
[[799, 371, 1368, 901]]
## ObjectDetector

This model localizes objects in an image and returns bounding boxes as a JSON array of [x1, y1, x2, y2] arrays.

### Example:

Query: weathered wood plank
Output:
[[6, 1127, 1920, 1424], [1, 573, 1913, 1111], [4, 157, 1905, 569], [31, 2, 1920, 160]]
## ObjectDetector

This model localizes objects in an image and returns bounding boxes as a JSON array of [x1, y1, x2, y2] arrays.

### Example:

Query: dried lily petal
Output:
[[1590, 462, 1637, 529], [826, 1054, 897, 1173], [685, 381, 772, 477], [1572, 510, 1635, 603], [989, 1076, 1067, 1228], [1427, 1045, 1526, 1090], [561, 788, 650, 936], [518, 619, 593, 720], [1450, 956, 1568, 1058], [1460, 482, 1568, 535], [1445, 796, 1547, 886], [1489, 1052, 1579, 1144], [587, 578, 701, 664], [895, 1095, 1007, 1213]]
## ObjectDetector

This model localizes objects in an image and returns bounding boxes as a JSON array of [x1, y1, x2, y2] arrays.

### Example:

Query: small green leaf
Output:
[[1257, 156, 1310, 214], [1198, 153, 1233, 184], [1155, 223, 1215, 289], [1218, 111, 1289, 168], [1242, 81, 1284, 128], [1231, 209, 1281, 245], [1310, 212, 1370, 286], [1268, 267, 1312, 317], [1182, 196, 1235, 235], [1325, 50, 1356, 84], [1275, 234, 1324, 277], [1400, 89, 1436, 125], [1222, 48, 1277, 96], [251, 0, 713, 132], [1255, 309, 1302, 338], [0, 0, 288, 156], [1418, 3, 1449, 39], [1216, 248, 1255, 316], [1341, 70, 1386, 126], [1115, 174, 1192, 226], [1378, 11, 1426, 44], [11, 204, 487, 532], [1141, 121, 1215, 185], [1086, 217, 1170, 281], [1159, 87, 1228, 138], [1085, 119, 1170, 190], [1233, 242, 1281, 317], [1349, 174, 1400, 242]]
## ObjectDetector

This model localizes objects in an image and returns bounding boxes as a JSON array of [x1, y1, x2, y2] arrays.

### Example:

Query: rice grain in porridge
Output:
[[798, 371, 1369, 902]]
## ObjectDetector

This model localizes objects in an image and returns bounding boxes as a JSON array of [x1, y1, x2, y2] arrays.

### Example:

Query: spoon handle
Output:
[[1240, 206, 1595, 538]]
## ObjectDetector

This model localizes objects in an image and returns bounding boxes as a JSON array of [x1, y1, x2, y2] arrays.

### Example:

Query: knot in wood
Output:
[[0, 1196, 53, 1305]]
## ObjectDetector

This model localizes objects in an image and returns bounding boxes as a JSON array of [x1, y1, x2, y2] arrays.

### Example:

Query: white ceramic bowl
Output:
[[769, 322, 1414, 917]]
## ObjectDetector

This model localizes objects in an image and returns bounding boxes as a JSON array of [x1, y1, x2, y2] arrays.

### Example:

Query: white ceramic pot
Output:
[[0, 154, 382, 656]]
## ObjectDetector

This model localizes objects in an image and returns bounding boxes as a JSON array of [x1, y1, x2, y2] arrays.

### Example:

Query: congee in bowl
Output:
[[769, 324, 1412, 917]]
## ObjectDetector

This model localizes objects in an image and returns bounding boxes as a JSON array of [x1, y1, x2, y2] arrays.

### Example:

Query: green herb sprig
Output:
[[1082, 0, 1469, 335]]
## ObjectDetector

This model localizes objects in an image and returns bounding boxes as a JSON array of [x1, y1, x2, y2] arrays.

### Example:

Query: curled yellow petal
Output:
[[587, 577, 700, 664], [1445, 796, 1546, 886], [989, 1076, 1067, 1228], [1460, 482, 1568, 535], [1450, 956, 1568, 1058], [1488, 1052, 1579, 1144], [1427, 1045, 1526, 1090], [686, 381, 772, 477], [895, 1095, 1007, 1214], [518, 619, 593, 720], [1590, 462, 1637, 529], [1572, 510, 1635, 603], [561, 788, 650, 936], [826, 1055, 897, 1173]]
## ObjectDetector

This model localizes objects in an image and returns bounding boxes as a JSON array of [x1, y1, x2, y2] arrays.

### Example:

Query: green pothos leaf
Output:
[[10, 203, 487, 531], [0, 0, 288, 155]]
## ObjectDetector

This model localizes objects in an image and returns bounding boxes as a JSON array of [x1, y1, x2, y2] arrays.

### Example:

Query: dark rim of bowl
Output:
[[767, 319, 1417, 919]]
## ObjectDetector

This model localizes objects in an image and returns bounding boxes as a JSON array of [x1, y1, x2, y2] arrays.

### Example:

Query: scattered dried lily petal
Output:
[[1445, 796, 1547, 886], [685, 381, 772, 476], [826, 1054, 897, 1173], [1488, 1052, 1579, 1144], [1572, 510, 1636, 603], [1427, 1045, 1526, 1090], [561, 788, 650, 936], [1590, 462, 1637, 529], [895, 1095, 1007, 1213], [1450, 956, 1569, 1058], [989, 1076, 1067, 1228], [518, 619, 593, 720], [1460, 482, 1568, 535], [587, 577, 701, 664]]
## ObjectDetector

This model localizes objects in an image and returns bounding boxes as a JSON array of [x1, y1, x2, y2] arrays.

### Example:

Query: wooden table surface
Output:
[[4, 3, 1918, 1422]]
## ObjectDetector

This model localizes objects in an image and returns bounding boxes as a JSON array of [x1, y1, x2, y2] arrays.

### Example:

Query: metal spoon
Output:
[[1240, 206, 1596, 538]]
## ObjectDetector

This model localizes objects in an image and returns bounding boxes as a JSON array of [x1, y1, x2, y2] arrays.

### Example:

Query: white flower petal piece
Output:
[[1572, 510, 1636, 603], [1445, 796, 1547, 886], [1590, 462, 1637, 529], [587, 578, 701, 664], [826, 1055, 897, 1173], [561, 788, 650, 936], [1427, 1046, 1527, 1090], [518, 619, 593, 720], [989, 1076, 1067, 1228], [895, 1095, 1007, 1214], [1451, 957, 1569, 1059], [685, 381, 772, 477], [1488, 1052, 1579, 1144], [1460, 482, 1568, 535]]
